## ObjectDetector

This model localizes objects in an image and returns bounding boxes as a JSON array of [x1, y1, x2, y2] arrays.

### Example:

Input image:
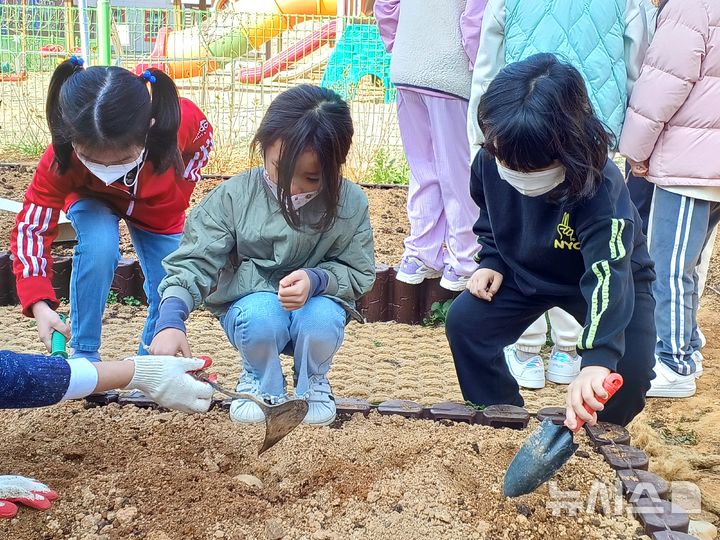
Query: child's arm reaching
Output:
[[316, 206, 375, 308], [152, 196, 236, 355], [0, 350, 213, 412], [467, 160, 506, 301], [469, 159, 507, 275], [575, 215, 636, 373], [11, 147, 74, 350]]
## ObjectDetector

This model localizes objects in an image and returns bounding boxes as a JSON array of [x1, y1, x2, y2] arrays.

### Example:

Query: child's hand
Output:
[[466, 268, 504, 301], [124, 356, 214, 414], [31, 301, 70, 352], [626, 158, 649, 177], [564, 365, 612, 431], [148, 328, 192, 357], [278, 270, 311, 311]]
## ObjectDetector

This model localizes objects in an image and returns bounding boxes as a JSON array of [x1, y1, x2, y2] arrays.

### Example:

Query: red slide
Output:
[[238, 19, 337, 84]]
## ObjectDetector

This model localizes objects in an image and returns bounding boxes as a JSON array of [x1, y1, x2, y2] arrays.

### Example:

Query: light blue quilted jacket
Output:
[[504, 0, 627, 140]]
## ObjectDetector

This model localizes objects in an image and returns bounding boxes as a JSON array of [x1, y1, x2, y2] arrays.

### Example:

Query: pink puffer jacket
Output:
[[619, 0, 720, 186]]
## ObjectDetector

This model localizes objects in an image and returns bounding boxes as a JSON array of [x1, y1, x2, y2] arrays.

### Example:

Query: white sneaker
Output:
[[546, 349, 582, 384], [395, 256, 442, 285], [646, 358, 696, 398], [229, 374, 287, 424], [691, 350, 704, 379], [504, 345, 545, 389], [302, 375, 336, 426]]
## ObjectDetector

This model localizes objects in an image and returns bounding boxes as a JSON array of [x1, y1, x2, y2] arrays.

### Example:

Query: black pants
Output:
[[445, 278, 656, 426], [626, 162, 654, 236]]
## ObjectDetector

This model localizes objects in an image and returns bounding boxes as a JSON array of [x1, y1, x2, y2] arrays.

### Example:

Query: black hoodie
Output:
[[471, 151, 655, 371]]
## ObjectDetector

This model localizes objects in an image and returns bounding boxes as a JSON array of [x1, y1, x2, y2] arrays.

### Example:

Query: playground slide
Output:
[[134, 0, 337, 80], [237, 19, 336, 84]]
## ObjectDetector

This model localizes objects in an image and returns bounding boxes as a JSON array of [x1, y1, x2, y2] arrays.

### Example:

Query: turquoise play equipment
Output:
[[321, 22, 395, 104]]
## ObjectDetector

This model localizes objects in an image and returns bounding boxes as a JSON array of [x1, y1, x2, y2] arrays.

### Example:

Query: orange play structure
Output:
[[134, 0, 337, 79]]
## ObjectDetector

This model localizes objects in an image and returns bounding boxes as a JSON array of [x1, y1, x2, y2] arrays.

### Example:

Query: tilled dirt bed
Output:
[[1, 406, 642, 540], [1, 165, 719, 539]]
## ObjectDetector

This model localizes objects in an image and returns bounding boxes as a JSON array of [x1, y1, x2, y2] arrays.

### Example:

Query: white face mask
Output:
[[496, 159, 566, 197], [263, 169, 319, 210], [76, 150, 145, 187]]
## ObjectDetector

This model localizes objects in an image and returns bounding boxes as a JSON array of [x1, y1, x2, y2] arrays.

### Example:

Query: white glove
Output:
[[0, 475, 57, 518], [125, 356, 214, 414]]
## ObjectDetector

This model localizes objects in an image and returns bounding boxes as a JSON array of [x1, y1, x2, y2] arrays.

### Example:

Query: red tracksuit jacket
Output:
[[11, 97, 213, 316]]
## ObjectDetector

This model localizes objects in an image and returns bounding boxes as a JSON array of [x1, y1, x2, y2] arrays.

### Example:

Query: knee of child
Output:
[[445, 295, 474, 339], [75, 238, 120, 265], [293, 313, 344, 346], [227, 308, 288, 348]]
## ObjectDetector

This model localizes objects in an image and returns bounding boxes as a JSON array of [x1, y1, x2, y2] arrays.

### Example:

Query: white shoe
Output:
[[546, 349, 582, 384], [302, 375, 336, 426], [646, 359, 696, 398], [504, 346, 545, 389], [229, 374, 287, 424], [691, 350, 704, 379], [395, 256, 442, 285]]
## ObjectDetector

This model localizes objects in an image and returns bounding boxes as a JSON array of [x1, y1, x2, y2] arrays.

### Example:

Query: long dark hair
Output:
[[251, 84, 353, 231], [478, 53, 612, 205], [46, 60, 182, 175]]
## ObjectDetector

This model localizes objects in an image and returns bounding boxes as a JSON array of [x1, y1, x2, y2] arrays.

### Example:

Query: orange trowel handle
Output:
[[572, 373, 624, 433]]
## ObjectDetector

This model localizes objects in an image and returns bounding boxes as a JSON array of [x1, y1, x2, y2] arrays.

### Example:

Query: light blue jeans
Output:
[[221, 292, 346, 398], [648, 187, 720, 375], [66, 198, 181, 357]]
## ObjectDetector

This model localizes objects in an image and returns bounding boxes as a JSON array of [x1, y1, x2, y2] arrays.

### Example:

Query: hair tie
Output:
[[69, 55, 84, 66], [141, 70, 157, 84]]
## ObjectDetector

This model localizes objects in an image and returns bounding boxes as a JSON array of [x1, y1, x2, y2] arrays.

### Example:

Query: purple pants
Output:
[[397, 89, 479, 276]]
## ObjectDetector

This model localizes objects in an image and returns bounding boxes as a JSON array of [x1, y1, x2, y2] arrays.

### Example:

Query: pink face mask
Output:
[[263, 169, 319, 210]]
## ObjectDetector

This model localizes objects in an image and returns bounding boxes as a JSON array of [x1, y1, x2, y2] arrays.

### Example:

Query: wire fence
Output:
[[0, 2, 407, 182]]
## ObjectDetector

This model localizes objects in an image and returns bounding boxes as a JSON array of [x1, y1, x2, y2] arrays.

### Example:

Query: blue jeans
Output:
[[221, 292, 346, 397], [66, 198, 181, 357], [648, 188, 720, 374]]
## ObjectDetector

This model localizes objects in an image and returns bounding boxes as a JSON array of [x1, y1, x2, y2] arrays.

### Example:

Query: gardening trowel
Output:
[[503, 373, 624, 497], [192, 356, 309, 455]]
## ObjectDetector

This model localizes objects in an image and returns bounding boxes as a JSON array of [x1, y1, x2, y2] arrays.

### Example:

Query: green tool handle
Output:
[[51, 314, 68, 358]]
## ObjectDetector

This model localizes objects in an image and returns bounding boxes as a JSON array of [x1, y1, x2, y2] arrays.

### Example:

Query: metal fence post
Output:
[[78, 0, 91, 65], [64, 0, 76, 54]]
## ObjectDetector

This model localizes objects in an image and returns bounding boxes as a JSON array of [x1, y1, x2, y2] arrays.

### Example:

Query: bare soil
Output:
[[1, 165, 719, 538]]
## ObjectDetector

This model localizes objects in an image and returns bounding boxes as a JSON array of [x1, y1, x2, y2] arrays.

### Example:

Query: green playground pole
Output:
[[96, 0, 112, 66]]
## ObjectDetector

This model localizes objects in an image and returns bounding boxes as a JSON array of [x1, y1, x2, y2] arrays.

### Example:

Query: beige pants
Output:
[[516, 307, 581, 354]]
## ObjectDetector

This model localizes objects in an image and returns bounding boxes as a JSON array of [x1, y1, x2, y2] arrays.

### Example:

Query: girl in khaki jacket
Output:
[[149, 85, 376, 426]]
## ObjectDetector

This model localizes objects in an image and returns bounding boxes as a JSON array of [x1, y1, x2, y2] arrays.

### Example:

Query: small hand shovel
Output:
[[192, 357, 309, 455], [503, 373, 624, 497]]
